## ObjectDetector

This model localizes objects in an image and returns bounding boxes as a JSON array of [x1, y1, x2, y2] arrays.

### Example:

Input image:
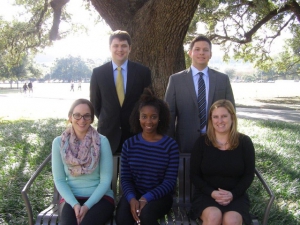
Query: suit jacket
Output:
[[164, 67, 235, 153], [90, 61, 151, 153]]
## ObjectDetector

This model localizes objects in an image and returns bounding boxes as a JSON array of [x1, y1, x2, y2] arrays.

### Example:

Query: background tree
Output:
[[47, 55, 91, 82], [224, 68, 236, 80], [48, 0, 300, 97], [2, 0, 300, 97]]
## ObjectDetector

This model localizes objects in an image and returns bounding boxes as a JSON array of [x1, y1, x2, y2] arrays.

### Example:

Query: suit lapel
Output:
[[106, 62, 121, 107], [208, 68, 217, 108], [124, 61, 135, 101], [185, 68, 198, 107]]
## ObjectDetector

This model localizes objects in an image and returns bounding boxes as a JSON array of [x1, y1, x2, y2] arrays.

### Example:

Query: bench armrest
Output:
[[21, 153, 52, 225], [254, 168, 275, 225]]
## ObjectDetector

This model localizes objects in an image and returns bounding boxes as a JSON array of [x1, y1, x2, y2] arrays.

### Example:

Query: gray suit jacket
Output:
[[90, 61, 151, 153], [164, 67, 235, 153]]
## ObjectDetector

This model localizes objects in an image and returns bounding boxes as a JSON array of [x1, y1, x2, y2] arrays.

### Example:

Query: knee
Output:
[[201, 207, 222, 225], [223, 212, 242, 225]]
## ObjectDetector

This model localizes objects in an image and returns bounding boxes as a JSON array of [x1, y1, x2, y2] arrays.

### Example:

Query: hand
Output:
[[211, 188, 233, 206], [73, 204, 81, 225], [138, 197, 148, 215], [129, 198, 140, 224], [78, 205, 89, 224]]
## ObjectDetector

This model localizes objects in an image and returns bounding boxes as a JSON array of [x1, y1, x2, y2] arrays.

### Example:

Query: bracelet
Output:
[[139, 199, 147, 203]]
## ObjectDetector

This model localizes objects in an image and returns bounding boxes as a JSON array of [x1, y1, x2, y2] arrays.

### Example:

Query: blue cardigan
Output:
[[52, 134, 114, 209]]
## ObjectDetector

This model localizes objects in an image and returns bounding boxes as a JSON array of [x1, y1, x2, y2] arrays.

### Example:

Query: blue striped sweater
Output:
[[121, 133, 179, 203]]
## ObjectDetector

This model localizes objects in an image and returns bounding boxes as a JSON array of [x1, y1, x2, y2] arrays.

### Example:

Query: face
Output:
[[139, 105, 159, 134], [110, 38, 131, 65], [69, 104, 92, 137], [211, 107, 232, 134], [188, 41, 212, 70]]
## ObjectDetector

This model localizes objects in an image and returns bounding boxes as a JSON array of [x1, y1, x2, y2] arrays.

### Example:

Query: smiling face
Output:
[[211, 106, 233, 135], [139, 105, 159, 135], [188, 40, 212, 70], [69, 103, 92, 139], [110, 38, 131, 66]]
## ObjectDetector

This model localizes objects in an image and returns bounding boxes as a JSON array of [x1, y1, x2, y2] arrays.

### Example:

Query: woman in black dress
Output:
[[190, 99, 255, 225]]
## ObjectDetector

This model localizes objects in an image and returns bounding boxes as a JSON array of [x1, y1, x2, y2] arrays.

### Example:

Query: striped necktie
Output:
[[197, 72, 206, 129], [116, 67, 125, 106]]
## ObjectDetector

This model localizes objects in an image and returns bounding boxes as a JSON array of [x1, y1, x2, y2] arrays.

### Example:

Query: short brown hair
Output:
[[109, 30, 131, 46], [189, 35, 212, 50]]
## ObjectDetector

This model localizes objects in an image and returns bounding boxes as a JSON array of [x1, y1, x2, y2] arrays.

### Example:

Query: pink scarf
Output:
[[60, 126, 100, 176]]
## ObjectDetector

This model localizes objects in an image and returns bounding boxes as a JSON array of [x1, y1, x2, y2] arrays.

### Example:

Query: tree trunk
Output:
[[90, 0, 198, 98]]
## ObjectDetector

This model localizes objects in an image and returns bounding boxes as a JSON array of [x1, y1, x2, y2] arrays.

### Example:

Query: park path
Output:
[[1, 91, 299, 123], [0, 81, 299, 122]]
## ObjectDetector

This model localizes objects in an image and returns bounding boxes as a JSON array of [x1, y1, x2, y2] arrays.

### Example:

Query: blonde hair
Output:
[[206, 99, 240, 149]]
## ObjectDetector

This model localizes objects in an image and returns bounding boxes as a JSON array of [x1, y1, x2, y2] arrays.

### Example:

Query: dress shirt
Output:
[[112, 60, 128, 93], [191, 65, 209, 134]]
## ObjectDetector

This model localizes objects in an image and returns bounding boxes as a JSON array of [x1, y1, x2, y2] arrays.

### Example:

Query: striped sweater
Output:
[[121, 133, 179, 203]]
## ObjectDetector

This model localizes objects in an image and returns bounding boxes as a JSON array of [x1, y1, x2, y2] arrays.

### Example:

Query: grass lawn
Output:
[[0, 118, 299, 225]]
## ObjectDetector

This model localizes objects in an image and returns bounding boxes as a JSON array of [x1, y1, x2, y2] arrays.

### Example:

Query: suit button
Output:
[[119, 127, 122, 129]]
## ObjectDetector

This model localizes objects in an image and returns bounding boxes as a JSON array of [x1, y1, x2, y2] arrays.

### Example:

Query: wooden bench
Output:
[[22, 153, 274, 225]]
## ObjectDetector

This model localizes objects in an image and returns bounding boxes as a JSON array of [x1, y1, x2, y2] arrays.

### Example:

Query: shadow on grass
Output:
[[240, 119, 300, 225]]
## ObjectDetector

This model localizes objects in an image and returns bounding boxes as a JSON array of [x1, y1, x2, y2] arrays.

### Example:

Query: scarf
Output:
[[60, 125, 100, 176]]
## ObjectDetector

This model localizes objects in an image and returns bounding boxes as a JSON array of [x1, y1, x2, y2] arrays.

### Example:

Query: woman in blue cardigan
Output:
[[116, 88, 179, 225], [52, 99, 114, 225]]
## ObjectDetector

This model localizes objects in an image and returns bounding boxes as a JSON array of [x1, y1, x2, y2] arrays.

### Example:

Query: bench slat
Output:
[[23, 153, 274, 225]]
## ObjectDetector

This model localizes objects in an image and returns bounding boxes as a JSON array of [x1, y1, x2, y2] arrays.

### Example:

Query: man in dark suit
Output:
[[90, 30, 151, 154], [165, 35, 235, 153]]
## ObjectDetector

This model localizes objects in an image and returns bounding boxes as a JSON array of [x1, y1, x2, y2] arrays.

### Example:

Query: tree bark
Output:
[[90, 0, 198, 98]]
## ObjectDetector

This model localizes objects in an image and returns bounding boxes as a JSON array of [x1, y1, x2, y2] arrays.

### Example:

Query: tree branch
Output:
[[49, 0, 70, 41]]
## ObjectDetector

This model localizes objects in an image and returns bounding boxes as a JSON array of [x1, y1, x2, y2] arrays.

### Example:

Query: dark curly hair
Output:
[[130, 88, 170, 135]]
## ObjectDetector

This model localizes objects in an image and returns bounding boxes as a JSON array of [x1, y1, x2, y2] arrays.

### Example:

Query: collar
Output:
[[112, 60, 128, 71], [191, 65, 209, 77]]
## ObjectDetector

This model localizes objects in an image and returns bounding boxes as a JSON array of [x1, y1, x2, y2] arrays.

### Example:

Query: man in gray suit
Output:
[[165, 35, 235, 153], [90, 30, 151, 154]]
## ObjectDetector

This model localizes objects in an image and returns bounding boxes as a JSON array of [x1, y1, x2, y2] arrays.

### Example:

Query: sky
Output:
[[1, 0, 112, 67], [0, 1, 291, 72]]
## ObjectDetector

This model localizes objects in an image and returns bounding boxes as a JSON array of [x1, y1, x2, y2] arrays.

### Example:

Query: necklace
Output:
[[216, 140, 228, 146]]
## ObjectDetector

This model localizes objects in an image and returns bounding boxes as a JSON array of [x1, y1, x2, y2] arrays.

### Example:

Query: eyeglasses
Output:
[[72, 113, 92, 121]]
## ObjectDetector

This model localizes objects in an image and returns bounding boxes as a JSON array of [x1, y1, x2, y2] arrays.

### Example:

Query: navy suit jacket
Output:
[[164, 67, 235, 153], [90, 61, 151, 153]]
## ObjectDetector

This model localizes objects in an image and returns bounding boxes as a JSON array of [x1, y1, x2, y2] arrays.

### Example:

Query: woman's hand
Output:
[[211, 188, 233, 206], [138, 197, 148, 214], [73, 204, 81, 225], [129, 198, 140, 224], [73, 204, 89, 224], [78, 205, 89, 223]]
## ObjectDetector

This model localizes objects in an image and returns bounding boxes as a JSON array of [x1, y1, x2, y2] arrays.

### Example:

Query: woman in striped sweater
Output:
[[115, 88, 179, 225]]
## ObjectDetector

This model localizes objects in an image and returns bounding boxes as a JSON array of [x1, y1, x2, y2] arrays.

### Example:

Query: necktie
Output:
[[197, 72, 206, 129], [116, 67, 125, 106]]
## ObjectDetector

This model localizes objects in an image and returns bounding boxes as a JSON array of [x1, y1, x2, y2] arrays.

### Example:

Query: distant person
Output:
[[52, 99, 114, 225], [70, 81, 74, 92], [78, 81, 82, 91], [23, 83, 28, 94], [189, 99, 255, 225], [28, 81, 33, 94], [90, 30, 151, 154], [165, 35, 235, 153], [115, 88, 179, 225]]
